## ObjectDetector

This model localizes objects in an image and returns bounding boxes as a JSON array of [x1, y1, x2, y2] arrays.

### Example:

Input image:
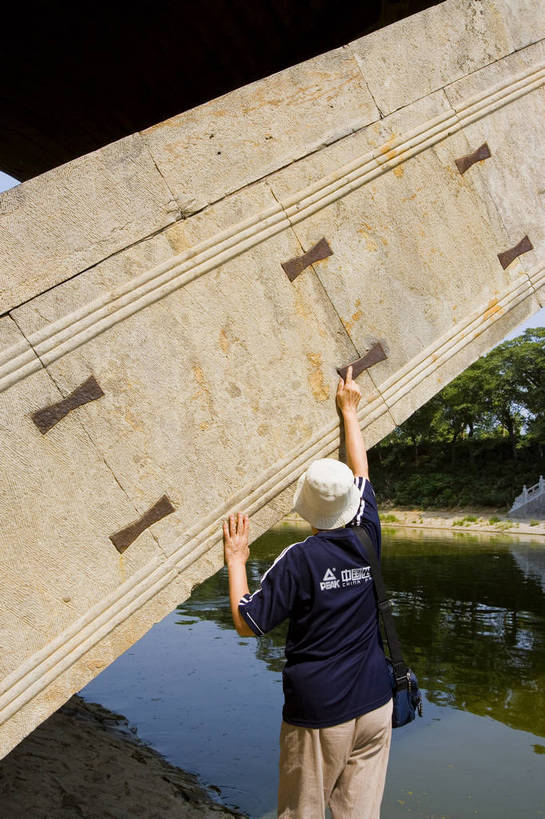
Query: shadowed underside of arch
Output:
[[1, 0, 544, 758]]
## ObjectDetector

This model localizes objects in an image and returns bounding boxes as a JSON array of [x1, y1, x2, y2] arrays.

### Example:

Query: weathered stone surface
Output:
[[349, 0, 514, 116], [268, 69, 543, 424], [0, 314, 167, 754], [11, 183, 392, 564], [456, 87, 543, 271], [1, 1, 543, 762], [493, 0, 545, 51], [443, 38, 545, 110], [0, 315, 161, 641], [385, 286, 542, 427], [444, 40, 545, 308], [0, 134, 180, 315], [4, 179, 393, 763], [142, 46, 380, 215]]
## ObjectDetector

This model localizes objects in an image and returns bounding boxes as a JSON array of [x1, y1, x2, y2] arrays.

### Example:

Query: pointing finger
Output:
[[346, 365, 353, 383]]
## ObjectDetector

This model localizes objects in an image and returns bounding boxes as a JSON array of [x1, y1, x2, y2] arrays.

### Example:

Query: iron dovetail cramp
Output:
[[109, 495, 176, 553], [337, 343, 388, 380], [31, 374, 105, 434], [281, 237, 333, 281], [455, 142, 491, 174], [497, 235, 534, 270]]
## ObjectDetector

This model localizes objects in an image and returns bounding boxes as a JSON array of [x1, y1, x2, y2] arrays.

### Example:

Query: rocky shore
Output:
[[0, 694, 246, 818]]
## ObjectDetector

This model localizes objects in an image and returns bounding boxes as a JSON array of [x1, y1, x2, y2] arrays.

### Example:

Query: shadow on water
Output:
[[181, 527, 545, 738]]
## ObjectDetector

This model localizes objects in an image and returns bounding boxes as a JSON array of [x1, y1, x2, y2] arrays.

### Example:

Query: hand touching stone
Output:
[[223, 512, 250, 566], [336, 365, 361, 415]]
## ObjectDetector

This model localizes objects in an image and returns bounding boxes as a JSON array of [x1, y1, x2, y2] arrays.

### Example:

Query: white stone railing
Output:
[[510, 476, 545, 511]]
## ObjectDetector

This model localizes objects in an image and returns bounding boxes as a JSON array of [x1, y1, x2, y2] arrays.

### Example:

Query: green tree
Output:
[[508, 328, 545, 421], [371, 326, 545, 506], [391, 394, 442, 465], [476, 329, 545, 458], [436, 365, 489, 461]]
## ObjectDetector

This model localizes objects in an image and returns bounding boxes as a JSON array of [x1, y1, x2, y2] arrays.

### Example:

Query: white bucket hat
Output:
[[293, 458, 361, 530]]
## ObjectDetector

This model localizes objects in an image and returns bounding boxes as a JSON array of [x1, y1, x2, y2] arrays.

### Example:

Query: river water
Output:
[[80, 526, 545, 818]]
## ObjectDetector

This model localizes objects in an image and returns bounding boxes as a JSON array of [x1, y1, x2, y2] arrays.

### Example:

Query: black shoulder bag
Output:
[[354, 526, 423, 728]]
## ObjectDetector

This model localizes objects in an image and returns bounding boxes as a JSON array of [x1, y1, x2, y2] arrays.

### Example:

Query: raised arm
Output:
[[336, 365, 369, 479], [223, 512, 255, 637]]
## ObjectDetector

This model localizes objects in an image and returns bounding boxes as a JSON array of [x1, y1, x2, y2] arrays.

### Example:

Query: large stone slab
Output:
[[267, 79, 542, 425], [0, 315, 167, 755], [2, 1, 543, 762], [444, 40, 545, 273], [0, 528, 224, 760], [349, 0, 515, 116], [11, 182, 395, 563], [2, 181, 395, 756], [0, 134, 180, 314], [142, 46, 380, 215]]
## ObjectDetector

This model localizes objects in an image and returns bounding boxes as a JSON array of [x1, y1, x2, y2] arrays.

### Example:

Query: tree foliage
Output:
[[390, 328, 545, 450], [371, 328, 545, 508]]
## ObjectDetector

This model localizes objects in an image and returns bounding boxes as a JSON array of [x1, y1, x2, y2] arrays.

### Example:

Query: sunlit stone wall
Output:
[[1, 0, 544, 756]]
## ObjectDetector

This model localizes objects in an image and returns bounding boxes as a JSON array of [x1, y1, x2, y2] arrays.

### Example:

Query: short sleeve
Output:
[[345, 476, 381, 557], [238, 543, 299, 636]]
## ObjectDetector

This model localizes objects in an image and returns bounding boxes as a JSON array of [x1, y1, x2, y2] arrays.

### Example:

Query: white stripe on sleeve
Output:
[[349, 476, 366, 527], [243, 535, 312, 603], [244, 612, 264, 636]]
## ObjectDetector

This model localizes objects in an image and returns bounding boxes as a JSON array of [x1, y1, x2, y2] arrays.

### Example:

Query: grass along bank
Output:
[[275, 509, 545, 539], [378, 507, 545, 538]]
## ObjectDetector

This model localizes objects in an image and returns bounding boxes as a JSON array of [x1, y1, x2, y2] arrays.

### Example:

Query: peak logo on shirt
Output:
[[319, 565, 372, 591], [320, 568, 340, 590]]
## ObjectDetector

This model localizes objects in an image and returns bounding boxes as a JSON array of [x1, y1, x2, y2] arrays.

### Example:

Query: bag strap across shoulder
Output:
[[353, 526, 409, 688]]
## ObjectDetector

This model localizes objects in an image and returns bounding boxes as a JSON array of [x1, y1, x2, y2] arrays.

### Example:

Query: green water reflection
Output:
[[183, 526, 545, 739]]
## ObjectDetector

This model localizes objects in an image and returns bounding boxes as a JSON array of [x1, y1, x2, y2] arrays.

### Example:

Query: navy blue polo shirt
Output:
[[238, 477, 392, 728]]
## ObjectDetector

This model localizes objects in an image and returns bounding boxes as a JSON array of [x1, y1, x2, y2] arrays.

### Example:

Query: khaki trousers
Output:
[[277, 698, 393, 819]]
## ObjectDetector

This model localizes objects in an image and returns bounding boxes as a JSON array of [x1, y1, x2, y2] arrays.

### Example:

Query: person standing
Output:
[[223, 366, 392, 818]]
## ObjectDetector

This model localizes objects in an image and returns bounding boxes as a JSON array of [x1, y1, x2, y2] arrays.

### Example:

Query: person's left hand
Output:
[[223, 512, 250, 566]]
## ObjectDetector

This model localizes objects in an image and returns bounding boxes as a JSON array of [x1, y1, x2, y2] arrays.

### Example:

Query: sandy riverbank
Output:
[[0, 694, 245, 818], [275, 509, 545, 540], [378, 507, 545, 539]]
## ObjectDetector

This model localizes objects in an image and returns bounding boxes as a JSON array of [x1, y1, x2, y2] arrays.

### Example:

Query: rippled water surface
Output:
[[81, 527, 545, 818]]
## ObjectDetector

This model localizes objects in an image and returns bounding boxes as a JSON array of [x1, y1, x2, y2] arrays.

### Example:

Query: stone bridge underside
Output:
[[1, 0, 544, 757]]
